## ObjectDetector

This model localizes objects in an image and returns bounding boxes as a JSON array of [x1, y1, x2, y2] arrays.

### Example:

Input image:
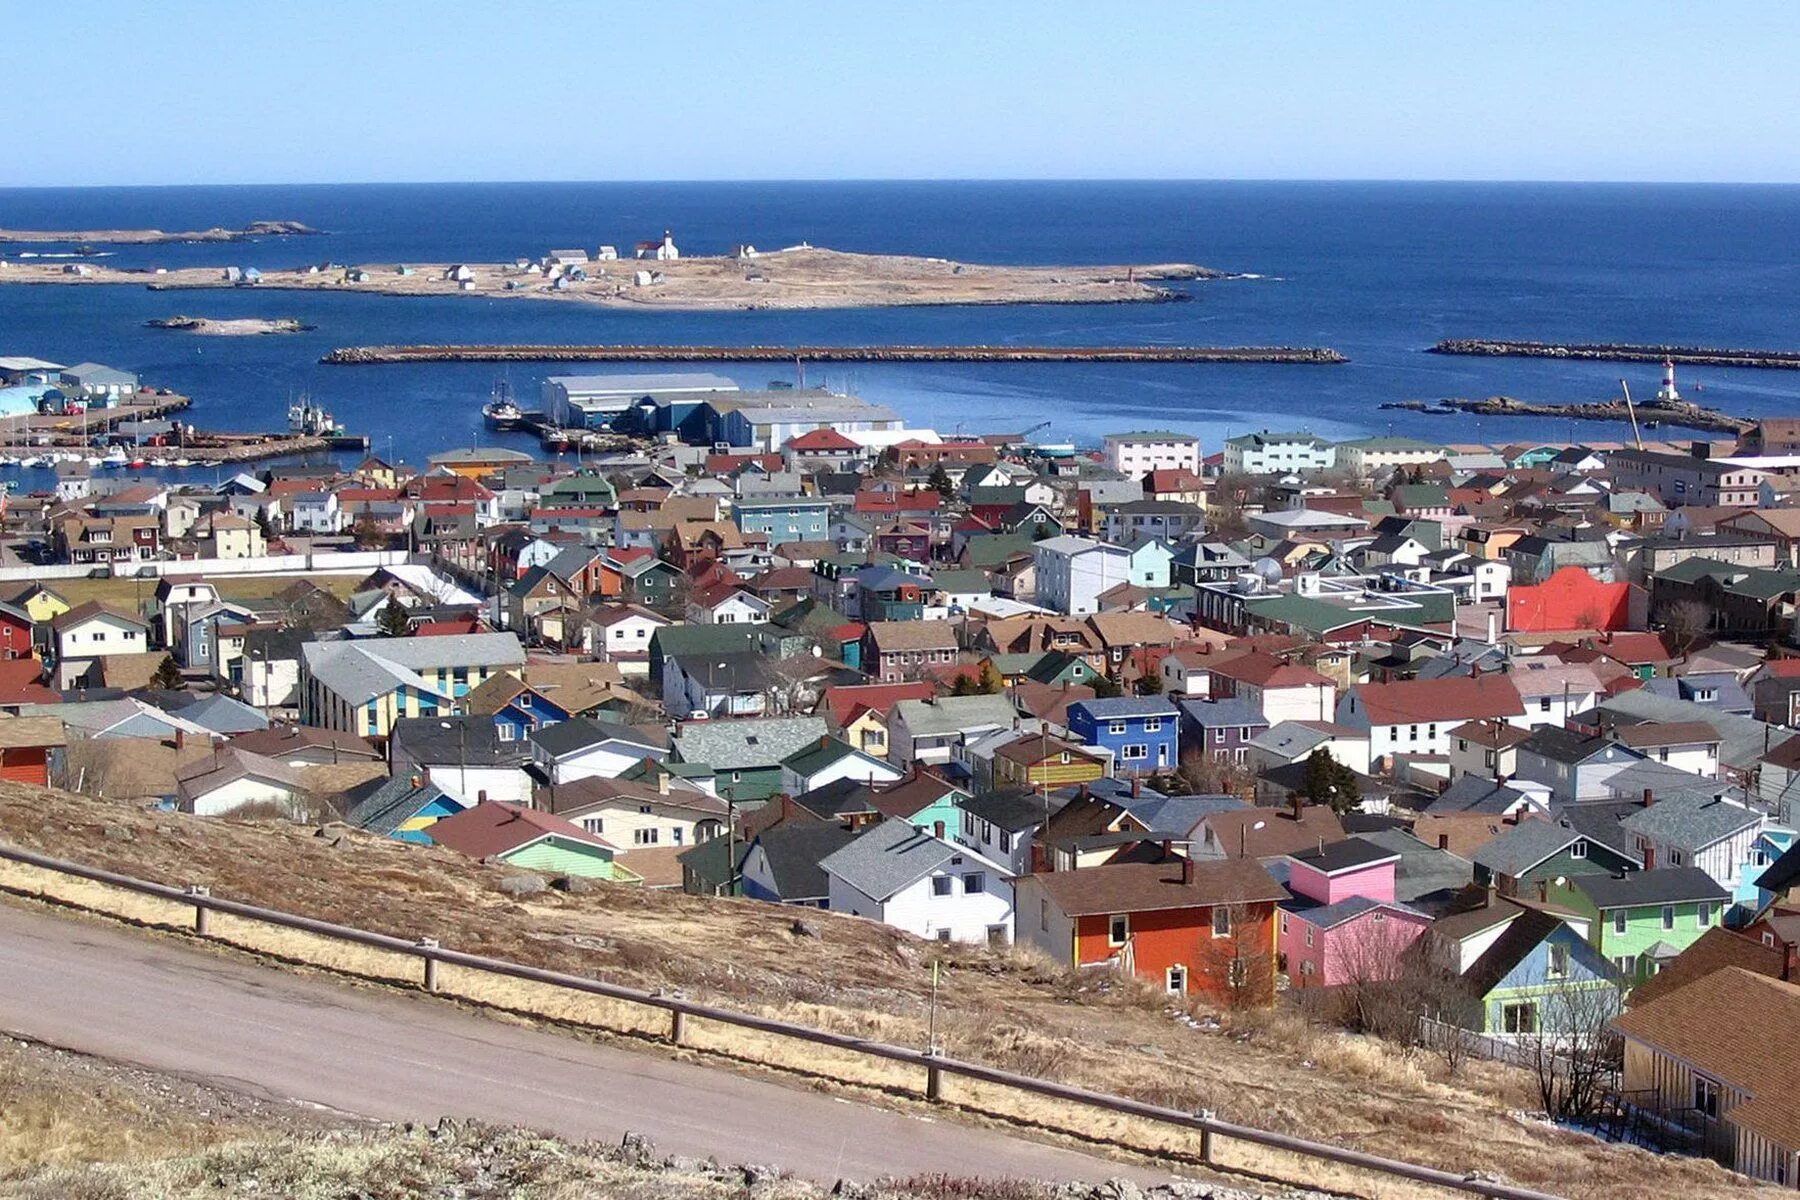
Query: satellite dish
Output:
[[1253, 557, 1284, 583]]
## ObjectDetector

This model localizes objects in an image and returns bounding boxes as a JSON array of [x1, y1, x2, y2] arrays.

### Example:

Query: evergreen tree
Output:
[[376, 599, 412, 638], [976, 659, 1005, 695], [928, 462, 955, 500], [1090, 673, 1123, 699], [150, 654, 184, 691], [1301, 747, 1361, 814]]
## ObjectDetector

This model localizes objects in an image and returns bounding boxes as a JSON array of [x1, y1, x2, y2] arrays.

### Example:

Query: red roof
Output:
[[854, 488, 943, 515], [605, 547, 654, 566], [820, 681, 936, 726], [1146, 468, 1205, 493], [1351, 675, 1524, 727], [1762, 659, 1800, 680], [412, 616, 487, 637], [0, 658, 58, 705], [1209, 650, 1332, 689], [784, 427, 860, 451], [427, 800, 617, 859], [1589, 631, 1675, 665]]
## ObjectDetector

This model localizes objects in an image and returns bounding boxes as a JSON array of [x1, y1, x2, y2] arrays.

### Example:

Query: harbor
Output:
[[323, 343, 1349, 365], [1430, 338, 1800, 370]]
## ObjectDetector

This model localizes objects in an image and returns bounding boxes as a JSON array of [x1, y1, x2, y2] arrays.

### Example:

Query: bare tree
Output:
[[1659, 599, 1712, 655], [1514, 973, 1624, 1122], [1193, 902, 1276, 1010]]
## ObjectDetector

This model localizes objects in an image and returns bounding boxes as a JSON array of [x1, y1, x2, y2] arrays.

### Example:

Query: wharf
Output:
[[322, 343, 1348, 365], [1430, 339, 1800, 370]]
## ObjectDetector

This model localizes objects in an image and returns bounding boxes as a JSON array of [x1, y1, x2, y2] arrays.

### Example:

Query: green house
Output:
[[1548, 867, 1730, 984], [426, 800, 640, 883], [1456, 908, 1622, 1036], [1471, 818, 1640, 899]]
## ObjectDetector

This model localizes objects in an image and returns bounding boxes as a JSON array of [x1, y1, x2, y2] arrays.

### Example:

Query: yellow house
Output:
[[841, 703, 894, 759], [10, 585, 70, 625], [199, 512, 266, 559], [993, 735, 1108, 790]]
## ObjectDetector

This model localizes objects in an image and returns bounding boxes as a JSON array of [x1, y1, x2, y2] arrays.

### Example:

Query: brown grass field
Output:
[[0, 780, 1780, 1199]]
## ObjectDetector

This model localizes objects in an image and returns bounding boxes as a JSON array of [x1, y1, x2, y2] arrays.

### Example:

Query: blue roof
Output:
[[1279, 892, 1427, 930], [1178, 697, 1267, 729], [1126, 792, 1247, 835], [1072, 696, 1181, 720], [0, 385, 48, 418]]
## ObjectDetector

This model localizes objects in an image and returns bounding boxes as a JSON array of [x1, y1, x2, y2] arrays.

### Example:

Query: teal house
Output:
[[426, 800, 641, 882]]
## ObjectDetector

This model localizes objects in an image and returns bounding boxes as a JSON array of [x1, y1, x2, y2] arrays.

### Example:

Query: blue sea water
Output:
[[3, 181, 1800, 472]]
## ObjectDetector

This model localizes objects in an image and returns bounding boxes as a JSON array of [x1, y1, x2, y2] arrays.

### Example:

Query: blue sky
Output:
[[9, 1, 1800, 186]]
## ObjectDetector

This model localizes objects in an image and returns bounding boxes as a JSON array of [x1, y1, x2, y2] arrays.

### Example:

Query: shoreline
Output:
[[1379, 394, 1751, 434], [0, 245, 1229, 311], [0, 220, 320, 245], [322, 343, 1347, 365], [147, 315, 313, 336]]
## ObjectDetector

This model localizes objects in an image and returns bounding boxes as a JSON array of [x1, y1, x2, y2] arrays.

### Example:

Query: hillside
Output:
[[0, 779, 1779, 1200]]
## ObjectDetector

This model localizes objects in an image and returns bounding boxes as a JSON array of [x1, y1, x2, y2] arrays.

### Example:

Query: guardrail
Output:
[[0, 842, 1563, 1200]]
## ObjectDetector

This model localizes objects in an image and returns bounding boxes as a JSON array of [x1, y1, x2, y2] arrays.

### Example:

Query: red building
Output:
[[1505, 565, 1638, 633]]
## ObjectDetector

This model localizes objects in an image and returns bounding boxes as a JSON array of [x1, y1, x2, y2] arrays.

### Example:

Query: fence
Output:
[[0, 841, 1564, 1200]]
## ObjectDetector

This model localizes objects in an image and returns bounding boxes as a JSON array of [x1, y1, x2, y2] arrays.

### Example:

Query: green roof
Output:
[[781, 736, 866, 775], [961, 533, 1035, 567], [929, 568, 993, 594], [1339, 436, 1444, 451]]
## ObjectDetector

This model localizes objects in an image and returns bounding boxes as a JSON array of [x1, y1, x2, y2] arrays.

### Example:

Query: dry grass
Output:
[[0, 781, 1784, 1200], [47, 574, 363, 618]]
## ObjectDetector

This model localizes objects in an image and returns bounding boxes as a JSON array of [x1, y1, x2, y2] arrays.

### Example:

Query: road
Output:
[[0, 900, 1178, 1185]]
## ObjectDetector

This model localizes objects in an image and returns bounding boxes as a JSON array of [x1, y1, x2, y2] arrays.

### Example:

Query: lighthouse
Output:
[[1655, 357, 1681, 403]]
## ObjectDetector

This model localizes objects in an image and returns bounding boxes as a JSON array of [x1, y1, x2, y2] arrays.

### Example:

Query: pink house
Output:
[[1277, 838, 1431, 988]]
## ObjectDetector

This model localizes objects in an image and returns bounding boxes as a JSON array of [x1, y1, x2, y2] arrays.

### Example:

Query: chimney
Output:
[[1289, 794, 1304, 822], [1438, 833, 1450, 851], [478, 789, 488, 804], [1643, 846, 1656, 869], [1642, 788, 1654, 808], [778, 792, 794, 822], [420, 765, 431, 784], [174, 729, 186, 750], [657, 772, 670, 795], [1131, 777, 1142, 798], [1483, 878, 1497, 908], [1180, 856, 1195, 885]]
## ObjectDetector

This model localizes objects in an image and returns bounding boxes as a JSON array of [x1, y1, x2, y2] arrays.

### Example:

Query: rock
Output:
[[790, 917, 821, 938], [618, 1131, 657, 1165], [831, 1180, 869, 1199], [101, 824, 134, 843], [1100, 1181, 1144, 1200], [498, 874, 547, 897], [551, 874, 594, 894], [741, 1163, 775, 1186]]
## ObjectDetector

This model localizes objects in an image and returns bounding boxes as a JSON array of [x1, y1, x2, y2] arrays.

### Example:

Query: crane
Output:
[[1019, 420, 1052, 439], [1620, 378, 1645, 451]]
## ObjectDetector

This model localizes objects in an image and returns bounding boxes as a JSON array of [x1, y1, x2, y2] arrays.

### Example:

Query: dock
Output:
[[1430, 339, 1800, 370], [320, 343, 1349, 366]]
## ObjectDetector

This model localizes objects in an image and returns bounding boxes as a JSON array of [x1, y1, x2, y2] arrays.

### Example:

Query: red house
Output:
[[1505, 566, 1638, 633], [0, 715, 66, 785], [0, 601, 33, 660], [1017, 858, 1285, 1004]]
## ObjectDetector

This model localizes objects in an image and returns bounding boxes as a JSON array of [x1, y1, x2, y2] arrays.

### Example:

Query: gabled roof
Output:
[[1569, 867, 1729, 909], [1030, 857, 1284, 916], [1470, 818, 1578, 878], [529, 716, 668, 759], [749, 818, 855, 900], [1619, 793, 1760, 851], [819, 818, 1001, 902], [1349, 675, 1524, 726], [427, 799, 617, 859], [1461, 908, 1591, 998]]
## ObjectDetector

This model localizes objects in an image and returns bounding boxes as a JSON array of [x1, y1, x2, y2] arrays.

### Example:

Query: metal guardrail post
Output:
[[670, 1009, 686, 1045], [1201, 1126, 1215, 1165], [185, 885, 210, 935], [417, 937, 439, 992], [926, 1053, 943, 1102]]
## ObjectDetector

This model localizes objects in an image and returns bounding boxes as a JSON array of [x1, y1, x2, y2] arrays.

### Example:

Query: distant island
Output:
[[0, 245, 1228, 311], [146, 315, 313, 336], [0, 220, 320, 245]]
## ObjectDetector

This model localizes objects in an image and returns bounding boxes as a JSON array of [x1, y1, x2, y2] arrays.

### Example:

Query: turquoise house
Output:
[[1742, 827, 1799, 918], [426, 800, 641, 882]]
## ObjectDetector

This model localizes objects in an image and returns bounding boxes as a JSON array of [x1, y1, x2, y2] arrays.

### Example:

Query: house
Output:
[[49, 602, 151, 690], [1447, 718, 1530, 781], [387, 714, 532, 807], [685, 583, 771, 627], [1222, 431, 1336, 476], [1204, 651, 1335, 724], [820, 818, 1014, 944], [1336, 675, 1525, 765], [991, 734, 1109, 791], [342, 774, 469, 844], [1451, 907, 1621, 1038], [1033, 536, 1132, 615], [671, 715, 830, 803], [1247, 720, 1372, 776], [1102, 431, 1202, 481], [780, 735, 905, 796], [955, 788, 1048, 875], [541, 774, 728, 849], [1549, 868, 1732, 983], [426, 800, 638, 882], [528, 717, 669, 785], [1617, 789, 1765, 905], [862, 620, 959, 683], [299, 633, 525, 738], [737, 816, 855, 906], [1611, 968, 1800, 1187], [1177, 697, 1270, 766], [1611, 720, 1723, 779], [1015, 857, 1286, 1003], [1066, 697, 1180, 775], [584, 603, 668, 670], [1514, 725, 1645, 802], [0, 716, 66, 786], [174, 746, 309, 818], [1276, 839, 1431, 989], [1508, 660, 1603, 729], [1471, 817, 1638, 898]]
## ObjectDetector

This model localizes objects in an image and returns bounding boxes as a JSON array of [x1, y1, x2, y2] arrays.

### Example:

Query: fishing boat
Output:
[[172, 457, 194, 468], [288, 394, 344, 437], [481, 379, 524, 430], [18, 456, 42, 468], [100, 448, 129, 468]]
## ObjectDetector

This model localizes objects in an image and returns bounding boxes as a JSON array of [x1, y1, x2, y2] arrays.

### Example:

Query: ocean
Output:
[[4, 180, 1800, 472]]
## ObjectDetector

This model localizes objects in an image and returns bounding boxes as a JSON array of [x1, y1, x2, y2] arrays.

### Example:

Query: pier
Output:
[[1430, 339, 1800, 370], [321, 343, 1349, 365]]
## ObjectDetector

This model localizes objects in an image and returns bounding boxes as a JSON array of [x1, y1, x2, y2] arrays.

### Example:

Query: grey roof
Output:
[[1423, 775, 1529, 816], [1290, 837, 1400, 875], [1619, 794, 1761, 851], [1518, 725, 1634, 767], [750, 820, 854, 900], [548, 371, 738, 394], [344, 775, 456, 837], [819, 817, 995, 902], [890, 694, 1019, 739], [529, 716, 666, 759], [1278, 892, 1425, 930], [1178, 697, 1268, 731], [1556, 801, 1646, 865], [345, 631, 526, 672], [1470, 820, 1579, 878], [1125, 792, 1247, 837], [1070, 696, 1180, 720], [389, 715, 529, 768], [1598, 690, 1794, 772], [672, 716, 830, 771], [174, 693, 270, 735], [1569, 866, 1729, 909], [959, 789, 1052, 832], [1604, 759, 1742, 805], [303, 641, 452, 705], [1350, 829, 1474, 912]]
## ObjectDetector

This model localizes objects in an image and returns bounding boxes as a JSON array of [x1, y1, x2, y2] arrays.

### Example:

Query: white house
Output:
[[887, 694, 1021, 768], [779, 736, 906, 796], [1612, 721, 1723, 779], [1033, 535, 1131, 616], [546, 775, 727, 850], [1222, 431, 1336, 476], [51, 602, 151, 689], [587, 604, 668, 672], [529, 717, 669, 785], [1206, 651, 1335, 725], [1508, 661, 1603, 729], [820, 818, 1015, 944], [1103, 432, 1202, 482], [685, 586, 771, 626], [1335, 675, 1527, 764], [175, 747, 307, 817], [288, 492, 344, 535], [1160, 649, 1220, 698], [1246, 720, 1373, 776], [1335, 436, 1447, 479], [954, 789, 1046, 876]]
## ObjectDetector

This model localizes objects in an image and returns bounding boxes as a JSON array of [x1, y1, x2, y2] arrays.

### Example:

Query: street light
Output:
[[1240, 819, 1266, 859]]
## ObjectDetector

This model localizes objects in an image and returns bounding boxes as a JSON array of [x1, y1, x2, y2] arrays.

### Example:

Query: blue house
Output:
[[1067, 696, 1180, 776], [1448, 908, 1621, 1036], [467, 676, 576, 742], [733, 498, 832, 545], [1741, 827, 1800, 919]]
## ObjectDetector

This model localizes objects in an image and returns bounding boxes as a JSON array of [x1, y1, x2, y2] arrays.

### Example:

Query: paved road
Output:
[[0, 901, 1177, 1185]]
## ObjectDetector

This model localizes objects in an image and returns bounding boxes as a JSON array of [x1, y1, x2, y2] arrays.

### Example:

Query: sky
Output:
[[8, 1, 1800, 186]]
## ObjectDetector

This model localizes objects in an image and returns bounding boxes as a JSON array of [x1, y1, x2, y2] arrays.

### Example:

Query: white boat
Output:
[[0, 456, 19, 467], [84, 455, 101, 467], [172, 457, 194, 468], [19, 457, 42, 468], [100, 449, 129, 468], [149, 457, 169, 467]]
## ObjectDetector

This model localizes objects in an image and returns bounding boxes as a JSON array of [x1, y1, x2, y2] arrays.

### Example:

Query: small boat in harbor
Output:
[[172, 457, 194, 467], [100, 448, 129, 468], [482, 379, 524, 429]]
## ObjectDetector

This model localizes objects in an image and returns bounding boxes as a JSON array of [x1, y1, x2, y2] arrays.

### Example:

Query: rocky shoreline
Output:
[[323, 342, 1348, 365], [1378, 393, 1752, 434], [147, 315, 313, 336], [1430, 338, 1800, 370], [0, 220, 320, 245]]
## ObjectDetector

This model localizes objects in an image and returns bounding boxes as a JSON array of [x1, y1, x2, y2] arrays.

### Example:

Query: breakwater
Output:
[[1430, 339, 1800, 370], [321, 343, 1348, 365], [1378, 394, 1751, 435]]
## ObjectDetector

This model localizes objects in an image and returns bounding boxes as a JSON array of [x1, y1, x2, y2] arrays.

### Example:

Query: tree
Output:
[[927, 462, 955, 500], [1301, 748, 1361, 813], [949, 672, 978, 696], [1193, 902, 1276, 1010], [1516, 975, 1624, 1123], [1659, 598, 1711, 655], [975, 659, 1004, 695], [150, 654, 183, 691], [375, 598, 412, 638], [253, 506, 275, 543], [350, 510, 386, 550], [1089, 672, 1123, 699]]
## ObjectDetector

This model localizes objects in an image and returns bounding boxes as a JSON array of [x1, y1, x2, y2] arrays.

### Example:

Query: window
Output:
[[1613, 910, 1627, 935], [1570, 840, 1588, 860], [671, 828, 684, 846], [1108, 720, 1127, 736], [497, 724, 516, 742], [1501, 1002, 1538, 1035], [1694, 1075, 1721, 1120], [1751, 848, 1771, 868], [962, 810, 976, 837], [582, 817, 604, 834], [1662, 905, 1676, 931], [1670, 849, 1684, 866], [1211, 907, 1232, 939], [1143, 718, 1162, 734], [1278, 912, 1288, 934], [1371, 910, 1386, 923], [962, 872, 985, 894], [633, 828, 659, 846], [1040, 898, 1049, 932], [1539, 697, 1552, 712], [1409, 724, 1419, 741], [1548, 943, 1569, 979], [935, 929, 953, 943], [1305, 925, 1314, 947], [1614, 953, 1637, 975], [1697, 902, 1713, 928], [1108, 914, 1129, 946], [999, 831, 1013, 853], [1121, 744, 1148, 761], [1166, 965, 1187, 994], [932, 876, 954, 897]]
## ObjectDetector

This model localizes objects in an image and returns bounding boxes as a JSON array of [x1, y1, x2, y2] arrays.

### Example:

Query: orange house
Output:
[[0, 716, 67, 786], [1505, 565, 1638, 633], [1018, 858, 1285, 1004]]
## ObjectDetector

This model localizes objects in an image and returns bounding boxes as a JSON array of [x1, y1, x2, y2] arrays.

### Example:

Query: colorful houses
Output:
[[1275, 838, 1431, 988], [427, 800, 640, 882]]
